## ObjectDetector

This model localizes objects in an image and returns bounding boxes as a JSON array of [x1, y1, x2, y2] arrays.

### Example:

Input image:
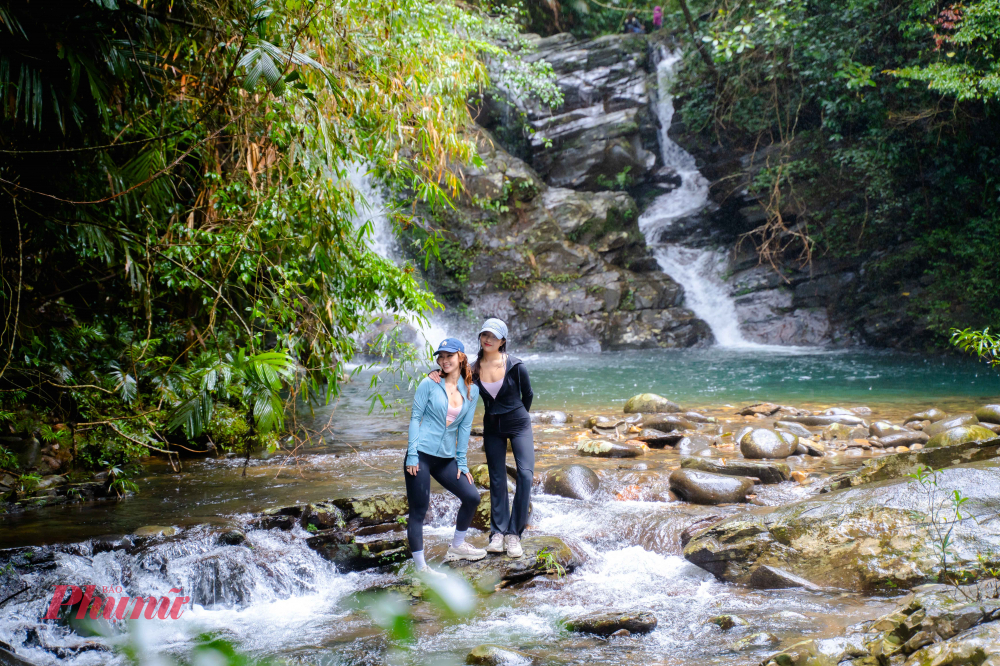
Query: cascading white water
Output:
[[343, 165, 461, 349], [639, 50, 765, 349]]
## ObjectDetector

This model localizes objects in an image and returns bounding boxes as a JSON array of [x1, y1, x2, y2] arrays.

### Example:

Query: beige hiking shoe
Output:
[[504, 534, 523, 558], [485, 533, 505, 553]]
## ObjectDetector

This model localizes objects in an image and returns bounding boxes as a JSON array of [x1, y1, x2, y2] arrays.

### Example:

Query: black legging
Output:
[[404, 451, 481, 552], [483, 406, 534, 537]]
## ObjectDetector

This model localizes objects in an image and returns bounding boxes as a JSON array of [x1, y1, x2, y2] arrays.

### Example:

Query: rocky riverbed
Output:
[[4, 387, 1000, 665]]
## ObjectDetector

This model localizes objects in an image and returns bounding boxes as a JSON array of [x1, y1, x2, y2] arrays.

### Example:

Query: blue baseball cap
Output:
[[478, 318, 508, 341], [434, 338, 465, 355]]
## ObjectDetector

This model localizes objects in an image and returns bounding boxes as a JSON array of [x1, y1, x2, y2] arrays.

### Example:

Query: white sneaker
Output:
[[415, 565, 447, 580], [504, 534, 523, 558], [444, 541, 487, 562], [485, 533, 505, 553]]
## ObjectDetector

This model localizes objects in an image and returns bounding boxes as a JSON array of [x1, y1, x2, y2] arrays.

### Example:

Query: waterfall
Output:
[[639, 50, 764, 349], [343, 165, 469, 351]]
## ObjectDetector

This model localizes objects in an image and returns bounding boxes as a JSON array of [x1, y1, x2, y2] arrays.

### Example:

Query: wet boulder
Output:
[[471, 464, 491, 488], [976, 405, 1000, 424], [821, 423, 857, 440], [795, 439, 825, 456], [773, 421, 813, 438], [577, 439, 647, 458], [584, 415, 625, 429], [904, 408, 948, 424], [530, 410, 570, 425], [251, 504, 305, 530], [684, 459, 1000, 592], [634, 428, 681, 447], [676, 434, 715, 455], [731, 633, 779, 651], [542, 465, 600, 500], [782, 414, 867, 427], [870, 421, 912, 438], [739, 429, 798, 459], [332, 493, 409, 527], [709, 615, 750, 630], [878, 431, 930, 448], [668, 469, 754, 505], [683, 411, 716, 423], [926, 424, 997, 448], [823, 437, 1000, 491], [925, 413, 980, 438], [565, 610, 657, 637], [624, 393, 680, 414], [466, 645, 535, 665], [302, 502, 347, 531], [217, 530, 247, 546], [307, 531, 409, 572], [447, 535, 584, 589], [738, 403, 781, 416], [680, 457, 790, 484], [643, 414, 696, 432]]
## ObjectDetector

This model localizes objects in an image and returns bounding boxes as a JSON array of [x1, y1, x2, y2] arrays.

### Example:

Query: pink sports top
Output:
[[445, 402, 462, 425], [481, 379, 503, 399]]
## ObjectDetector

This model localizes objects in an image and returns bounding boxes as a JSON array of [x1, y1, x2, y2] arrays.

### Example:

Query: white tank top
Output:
[[481, 378, 503, 399]]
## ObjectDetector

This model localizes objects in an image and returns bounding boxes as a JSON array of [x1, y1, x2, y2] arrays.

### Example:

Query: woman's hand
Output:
[[459, 469, 474, 484], [428, 370, 441, 383], [406, 465, 419, 476]]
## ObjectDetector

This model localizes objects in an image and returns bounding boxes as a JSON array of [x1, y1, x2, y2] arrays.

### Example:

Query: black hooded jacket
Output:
[[475, 355, 533, 416]]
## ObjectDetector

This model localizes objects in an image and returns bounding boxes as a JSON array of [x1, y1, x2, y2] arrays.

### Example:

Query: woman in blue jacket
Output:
[[405, 337, 486, 576]]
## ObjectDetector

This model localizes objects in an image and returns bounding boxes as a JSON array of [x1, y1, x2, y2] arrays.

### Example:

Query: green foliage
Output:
[[674, 0, 1000, 340], [0, 0, 558, 476], [908, 464, 997, 599], [891, 0, 1000, 101], [536, 546, 567, 577], [595, 166, 634, 191], [951, 327, 1000, 367]]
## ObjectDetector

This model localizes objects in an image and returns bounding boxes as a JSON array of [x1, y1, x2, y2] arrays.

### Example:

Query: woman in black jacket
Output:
[[430, 317, 534, 557], [473, 318, 533, 558]]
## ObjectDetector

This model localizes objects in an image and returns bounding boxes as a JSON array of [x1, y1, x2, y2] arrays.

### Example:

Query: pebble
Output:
[[896, 446, 910, 452]]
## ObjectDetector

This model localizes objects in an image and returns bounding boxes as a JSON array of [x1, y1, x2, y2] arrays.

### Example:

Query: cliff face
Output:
[[404, 33, 712, 351]]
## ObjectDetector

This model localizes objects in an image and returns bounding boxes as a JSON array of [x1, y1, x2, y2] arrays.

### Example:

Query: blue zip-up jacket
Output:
[[406, 377, 479, 473]]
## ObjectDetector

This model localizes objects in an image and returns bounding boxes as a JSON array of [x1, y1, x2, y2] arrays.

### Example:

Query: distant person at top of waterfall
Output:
[[653, 6, 663, 28], [624, 15, 646, 34], [404, 337, 486, 578], [429, 318, 534, 559]]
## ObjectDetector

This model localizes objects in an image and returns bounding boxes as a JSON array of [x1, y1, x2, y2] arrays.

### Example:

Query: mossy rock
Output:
[[332, 493, 409, 526], [577, 438, 647, 458], [623, 393, 680, 414], [926, 424, 997, 448], [542, 464, 599, 500], [681, 457, 789, 484], [466, 644, 535, 665], [446, 535, 584, 590], [904, 408, 948, 424], [685, 460, 1000, 592], [975, 404, 1000, 424], [565, 610, 657, 636], [925, 413, 980, 437]]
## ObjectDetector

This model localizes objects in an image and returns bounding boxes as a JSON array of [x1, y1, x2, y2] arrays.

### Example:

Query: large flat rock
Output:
[[446, 535, 585, 590], [684, 460, 1000, 592]]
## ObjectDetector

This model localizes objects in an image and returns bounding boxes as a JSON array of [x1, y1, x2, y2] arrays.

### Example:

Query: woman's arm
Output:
[[518, 364, 533, 412], [406, 380, 430, 467], [455, 389, 477, 474]]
